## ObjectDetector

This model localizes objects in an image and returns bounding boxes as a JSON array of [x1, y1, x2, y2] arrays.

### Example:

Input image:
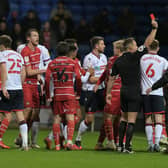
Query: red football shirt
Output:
[[97, 56, 121, 92], [45, 56, 81, 101], [21, 45, 41, 82]]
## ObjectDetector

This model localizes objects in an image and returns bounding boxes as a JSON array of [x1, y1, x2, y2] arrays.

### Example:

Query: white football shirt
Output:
[[141, 53, 168, 96], [82, 52, 107, 91], [1, 50, 24, 90]]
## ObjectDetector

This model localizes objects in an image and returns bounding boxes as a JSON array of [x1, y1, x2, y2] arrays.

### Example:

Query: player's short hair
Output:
[[123, 37, 135, 51], [56, 41, 69, 56], [90, 36, 104, 49], [64, 38, 77, 44], [68, 43, 77, 53], [113, 40, 125, 52], [149, 39, 159, 51], [26, 28, 38, 38], [0, 35, 12, 48]]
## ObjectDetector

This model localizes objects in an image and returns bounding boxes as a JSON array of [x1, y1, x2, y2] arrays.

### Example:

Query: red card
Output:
[[150, 13, 155, 20]]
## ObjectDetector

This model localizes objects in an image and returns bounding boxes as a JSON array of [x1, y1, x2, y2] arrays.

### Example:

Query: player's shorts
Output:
[[142, 95, 165, 115], [23, 83, 40, 108], [0, 90, 24, 113], [104, 91, 121, 115], [53, 100, 77, 115], [84, 89, 105, 114], [120, 88, 142, 113]]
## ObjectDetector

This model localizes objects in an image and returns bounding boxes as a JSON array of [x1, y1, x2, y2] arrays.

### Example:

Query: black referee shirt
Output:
[[111, 46, 147, 93]]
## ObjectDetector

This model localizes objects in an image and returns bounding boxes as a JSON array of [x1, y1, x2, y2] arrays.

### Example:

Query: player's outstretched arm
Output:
[[21, 65, 26, 84], [0, 63, 9, 99], [26, 66, 46, 76], [144, 20, 158, 48], [106, 75, 116, 104]]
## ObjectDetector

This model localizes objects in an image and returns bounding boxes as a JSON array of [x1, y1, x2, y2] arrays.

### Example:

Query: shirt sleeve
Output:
[[45, 63, 52, 99], [21, 49, 31, 67], [152, 69, 168, 91], [41, 46, 51, 66], [110, 61, 119, 76], [0, 52, 6, 63], [83, 55, 92, 70], [97, 69, 107, 85], [136, 45, 148, 58]]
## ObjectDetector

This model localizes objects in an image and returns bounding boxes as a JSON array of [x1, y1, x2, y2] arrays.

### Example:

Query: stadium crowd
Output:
[[0, 0, 168, 154]]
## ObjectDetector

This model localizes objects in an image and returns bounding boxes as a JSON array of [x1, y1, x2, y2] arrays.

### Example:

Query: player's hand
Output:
[[2, 87, 10, 99], [93, 84, 99, 93], [146, 88, 152, 95], [88, 68, 94, 76], [151, 20, 158, 29], [106, 94, 112, 105], [39, 69, 46, 74]]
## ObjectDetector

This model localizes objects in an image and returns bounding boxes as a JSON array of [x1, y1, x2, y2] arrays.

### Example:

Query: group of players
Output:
[[0, 18, 168, 153]]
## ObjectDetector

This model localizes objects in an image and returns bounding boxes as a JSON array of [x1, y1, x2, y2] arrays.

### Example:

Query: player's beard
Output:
[[98, 49, 104, 54], [32, 40, 39, 47]]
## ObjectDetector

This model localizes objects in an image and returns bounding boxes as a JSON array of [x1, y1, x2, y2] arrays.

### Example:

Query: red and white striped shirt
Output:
[[45, 56, 81, 101]]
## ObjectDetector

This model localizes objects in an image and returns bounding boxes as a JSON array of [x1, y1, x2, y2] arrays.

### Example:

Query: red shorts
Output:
[[23, 83, 40, 108], [104, 91, 121, 115], [53, 100, 77, 115]]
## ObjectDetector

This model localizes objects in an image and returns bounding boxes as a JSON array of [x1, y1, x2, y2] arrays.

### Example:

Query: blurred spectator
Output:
[[92, 8, 112, 36], [56, 19, 73, 42], [0, 20, 11, 36], [116, 7, 135, 36], [0, 0, 10, 20], [8, 11, 20, 29], [75, 18, 92, 43], [11, 23, 24, 50], [41, 21, 51, 50], [50, 0, 73, 31], [21, 10, 41, 33]]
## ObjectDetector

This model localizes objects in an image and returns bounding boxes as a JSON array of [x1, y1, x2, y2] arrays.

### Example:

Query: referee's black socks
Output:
[[125, 123, 135, 150], [119, 121, 127, 148]]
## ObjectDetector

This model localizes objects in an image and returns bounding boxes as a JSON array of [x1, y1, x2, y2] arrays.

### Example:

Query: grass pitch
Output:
[[0, 129, 167, 168]]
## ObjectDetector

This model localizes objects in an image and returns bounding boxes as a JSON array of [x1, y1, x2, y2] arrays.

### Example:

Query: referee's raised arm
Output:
[[144, 20, 158, 48]]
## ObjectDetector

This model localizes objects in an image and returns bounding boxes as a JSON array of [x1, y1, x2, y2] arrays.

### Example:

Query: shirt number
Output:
[[8, 58, 22, 74], [56, 68, 68, 82], [146, 63, 155, 78]]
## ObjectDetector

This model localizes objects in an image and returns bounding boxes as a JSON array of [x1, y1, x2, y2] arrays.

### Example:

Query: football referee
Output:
[[106, 20, 158, 153]]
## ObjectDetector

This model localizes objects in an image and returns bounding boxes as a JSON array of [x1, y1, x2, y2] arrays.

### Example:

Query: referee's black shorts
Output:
[[142, 95, 165, 115], [120, 89, 142, 113]]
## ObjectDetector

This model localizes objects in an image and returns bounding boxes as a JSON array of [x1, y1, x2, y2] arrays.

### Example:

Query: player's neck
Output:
[[148, 50, 157, 55], [92, 49, 100, 58], [27, 43, 36, 51]]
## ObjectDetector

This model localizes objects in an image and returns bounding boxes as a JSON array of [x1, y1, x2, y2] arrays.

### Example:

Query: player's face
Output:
[[113, 45, 120, 56], [28, 31, 39, 46], [130, 40, 138, 53], [0, 45, 5, 51], [97, 40, 105, 53]]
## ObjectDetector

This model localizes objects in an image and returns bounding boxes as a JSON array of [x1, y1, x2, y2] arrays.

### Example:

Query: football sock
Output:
[[67, 120, 75, 142], [125, 122, 135, 150], [19, 121, 28, 147], [155, 123, 163, 145], [53, 123, 60, 146], [76, 120, 88, 141], [119, 121, 127, 147], [97, 123, 106, 144], [104, 119, 113, 141], [0, 118, 9, 140], [31, 121, 39, 144], [145, 124, 153, 146]]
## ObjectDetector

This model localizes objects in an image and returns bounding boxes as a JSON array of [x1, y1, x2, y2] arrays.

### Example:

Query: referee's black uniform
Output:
[[111, 46, 147, 112], [110, 45, 147, 151]]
